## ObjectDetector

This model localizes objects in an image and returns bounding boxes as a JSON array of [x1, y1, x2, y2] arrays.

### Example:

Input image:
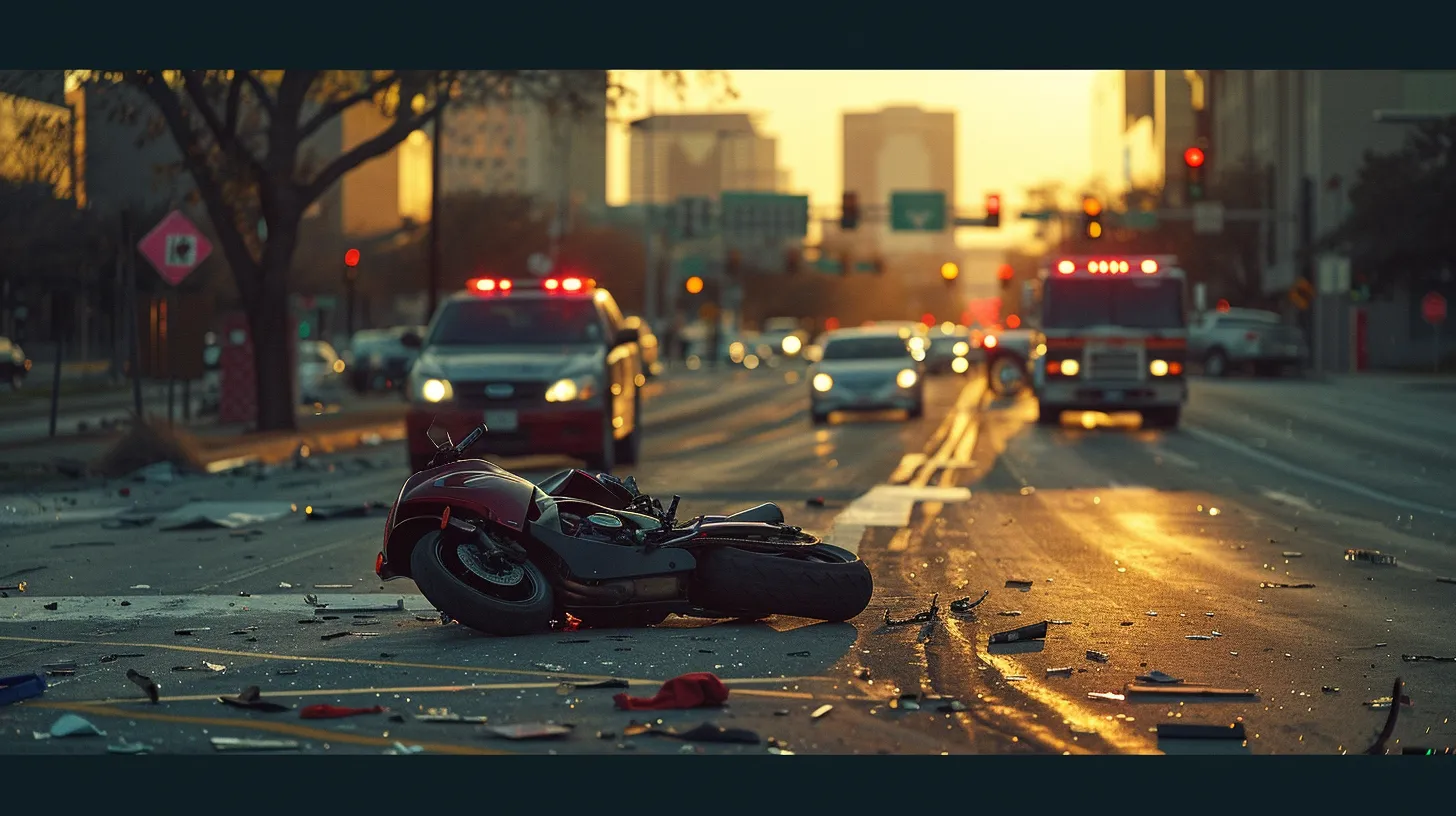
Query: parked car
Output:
[[298, 340, 348, 404], [1, 337, 32, 389], [348, 326, 423, 393], [1189, 308, 1308, 377]]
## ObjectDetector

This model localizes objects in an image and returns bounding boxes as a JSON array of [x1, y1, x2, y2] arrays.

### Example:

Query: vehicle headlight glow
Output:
[[546, 377, 595, 402], [911, 348, 926, 362], [781, 335, 802, 355], [951, 357, 970, 374], [1149, 359, 1170, 377], [420, 378, 452, 403], [332, 359, 346, 374], [908, 336, 927, 352], [896, 369, 918, 389], [1060, 359, 1081, 377], [953, 341, 969, 356], [812, 373, 834, 392]]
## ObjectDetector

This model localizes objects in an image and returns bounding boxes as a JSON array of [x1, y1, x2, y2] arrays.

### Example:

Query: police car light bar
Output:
[[467, 276, 596, 293], [1054, 258, 1160, 275], [467, 277, 514, 292]]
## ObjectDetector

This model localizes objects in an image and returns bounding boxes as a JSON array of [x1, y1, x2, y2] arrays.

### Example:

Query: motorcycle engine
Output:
[[567, 512, 634, 545]]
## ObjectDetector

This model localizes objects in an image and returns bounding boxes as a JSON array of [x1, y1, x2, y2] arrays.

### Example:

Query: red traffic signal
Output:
[[986, 194, 1001, 215], [344, 248, 361, 267], [997, 264, 1014, 281], [1183, 147, 1206, 168]]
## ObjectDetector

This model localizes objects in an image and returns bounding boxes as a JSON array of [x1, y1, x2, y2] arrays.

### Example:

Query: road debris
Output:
[[218, 686, 290, 713], [949, 591, 990, 614], [1366, 678, 1406, 755], [1437, 577, 1456, 585], [534, 663, 567, 672], [1086, 650, 1110, 663], [1046, 667, 1075, 677], [1281, 551, 1304, 558], [1005, 579, 1034, 591], [1145, 611, 1158, 617], [48, 713, 106, 738], [884, 594, 939, 626], [998, 610, 1023, 617], [172, 662, 226, 672], [786, 650, 811, 657], [623, 721, 762, 744], [173, 627, 210, 636], [305, 502, 387, 521], [482, 723, 575, 740], [557, 678, 630, 694], [314, 584, 354, 589], [0, 581, 27, 592], [42, 602, 58, 611], [1156, 723, 1247, 740], [1345, 548, 1397, 566], [101, 653, 143, 664], [1186, 635, 1216, 641], [1259, 582, 1316, 589], [125, 669, 160, 703], [1087, 692, 1126, 702], [0, 673, 46, 707], [300, 704, 387, 719], [415, 712, 490, 723], [1323, 686, 1340, 693], [989, 620, 1049, 645], [1402, 655, 1456, 663], [107, 738, 154, 754], [317, 599, 406, 614], [42, 662, 77, 677], [811, 704, 834, 719], [613, 672, 728, 711], [210, 737, 300, 752], [156, 501, 294, 531], [1126, 683, 1255, 698], [1136, 670, 1183, 684]]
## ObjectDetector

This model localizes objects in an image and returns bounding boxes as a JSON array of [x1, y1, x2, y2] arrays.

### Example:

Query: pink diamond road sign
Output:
[[138, 210, 213, 286]]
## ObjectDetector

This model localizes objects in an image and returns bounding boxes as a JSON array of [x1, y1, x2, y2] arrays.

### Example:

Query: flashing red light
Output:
[[997, 264, 1014, 281], [344, 248, 360, 267], [1057, 260, 1075, 275], [986, 194, 1001, 215], [471, 278, 496, 292], [1006, 314, 1021, 329], [824, 317, 840, 331], [1183, 147, 1205, 168], [1216, 298, 1230, 312], [544, 279, 559, 290], [500, 279, 512, 291], [921, 313, 935, 327], [562, 277, 583, 292]]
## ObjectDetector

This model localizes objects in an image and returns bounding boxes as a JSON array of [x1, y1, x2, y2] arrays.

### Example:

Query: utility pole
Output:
[[425, 94, 447, 323], [641, 72, 660, 327]]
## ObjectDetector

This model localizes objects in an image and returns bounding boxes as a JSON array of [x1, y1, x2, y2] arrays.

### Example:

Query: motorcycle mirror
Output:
[[425, 420, 451, 449]]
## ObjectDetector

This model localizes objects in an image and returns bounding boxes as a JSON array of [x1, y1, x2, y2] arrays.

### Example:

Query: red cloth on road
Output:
[[613, 672, 729, 711], [299, 704, 386, 719]]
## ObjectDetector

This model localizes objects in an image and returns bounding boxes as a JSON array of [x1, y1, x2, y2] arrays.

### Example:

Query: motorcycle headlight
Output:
[[896, 369, 918, 389], [546, 376, 597, 403], [416, 377, 453, 403]]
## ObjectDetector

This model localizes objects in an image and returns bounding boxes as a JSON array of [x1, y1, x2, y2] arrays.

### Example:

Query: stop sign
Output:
[[1423, 291, 1447, 325]]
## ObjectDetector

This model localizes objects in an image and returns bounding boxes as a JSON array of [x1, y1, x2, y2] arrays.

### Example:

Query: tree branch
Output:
[[223, 71, 244, 133], [302, 103, 437, 205], [182, 72, 264, 175], [298, 72, 401, 142], [242, 72, 276, 116]]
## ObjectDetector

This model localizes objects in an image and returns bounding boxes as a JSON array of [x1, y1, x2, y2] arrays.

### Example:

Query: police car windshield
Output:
[[428, 298, 604, 346], [1044, 278, 1185, 330], [822, 336, 911, 360]]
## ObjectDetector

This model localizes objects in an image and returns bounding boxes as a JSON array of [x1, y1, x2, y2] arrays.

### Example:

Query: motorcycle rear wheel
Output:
[[691, 543, 873, 623], [410, 530, 555, 636]]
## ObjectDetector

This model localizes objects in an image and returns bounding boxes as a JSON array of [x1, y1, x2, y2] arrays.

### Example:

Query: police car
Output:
[[401, 275, 645, 473]]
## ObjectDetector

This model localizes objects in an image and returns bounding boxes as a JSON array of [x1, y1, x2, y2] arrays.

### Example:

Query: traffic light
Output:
[[985, 193, 1001, 228], [344, 248, 360, 267], [940, 262, 959, 283], [1082, 197, 1103, 240], [840, 192, 860, 230], [685, 275, 705, 295], [1184, 146, 1206, 201]]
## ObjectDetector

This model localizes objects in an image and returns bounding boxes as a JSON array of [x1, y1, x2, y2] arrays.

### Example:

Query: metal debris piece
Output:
[[1087, 692, 1126, 702], [558, 639, 591, 645], [811, 704, 833, 719], [989, 620, 1049, 645], [174, 627, 210, 636], [1046, 667, 1074, 678], [1145, 611, 1158, 617], [949, 591, 990, 614], [1282, 552, 1303, 558], [1050, 620, 1073, 625], [1005, 579, 1033, 591], [1136, 670, 1183, 684], [1157, 722, 1247, 741], [229, 627, 258, 634], [998, 610, 1023, 617], [0, 581, 27, 592], [414, 615, 438, 622], [296, 618, 322, 625], [1126, 683, 1255, 698], [316, 599, 406, 614], [1005, 675, 1028, 682], [884, 594, 939, 627], [101, 653, 143, 663], [1086, 650, 1110, 663], [557, 678, 629, 694], [1366, 678, 1407, 755], [1402, 655, 1456, 663], [210, 737, 299, 752], [125, 669, 159, 703], [107, 738, 153, 754], [276, 668, 300, 676], [320, 631, 351, 640], [415, 713, 491, 723], [42, 602, 58, 611], [1323, 686, 1340, 693], [303, 594, 323, 607], [483, 722, 575, 740], [1259, 582, 1315, 589], [786, 650, 811, 657], [1186, 635, 1215, 641], [1345, 548, 1397, 566], [534, 663, 567, 672], [218, 686, 290, 713], [1437, 577, 1456, 585], [314, 584, 354, 589]]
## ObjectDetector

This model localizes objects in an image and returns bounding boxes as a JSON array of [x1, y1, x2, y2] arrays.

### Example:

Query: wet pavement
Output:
[[4, 368, 1455, 754]]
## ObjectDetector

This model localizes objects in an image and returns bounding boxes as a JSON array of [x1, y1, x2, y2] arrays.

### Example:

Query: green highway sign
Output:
[[890, 191, 947, 232], [1117, 210, 1159, 229], [1018, 211, 1056, 221], [721, 192, 810, 240], [675, 255, 708, 281]]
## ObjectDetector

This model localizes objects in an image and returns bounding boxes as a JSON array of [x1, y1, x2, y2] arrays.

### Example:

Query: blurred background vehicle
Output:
[[1189, 307, 1308, 377], [757, 316, 810, 362], [347, 326, 425, 393], [808, 327, 924, 425], [1, 337, 32, 389], [298, 340, 348, 405], [622, 315, 662, 377], [924, 322, 974, 375], [983, 327, 1034, 396]]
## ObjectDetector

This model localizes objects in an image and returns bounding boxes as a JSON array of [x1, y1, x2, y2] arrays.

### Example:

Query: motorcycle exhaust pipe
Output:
[[556, 574, 683, 604]]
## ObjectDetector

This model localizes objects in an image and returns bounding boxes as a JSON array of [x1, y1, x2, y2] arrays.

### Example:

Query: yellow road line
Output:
[[29, 701, 512, 754]]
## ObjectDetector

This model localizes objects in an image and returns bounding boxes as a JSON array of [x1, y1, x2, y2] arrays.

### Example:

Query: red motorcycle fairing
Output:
[[380, 459, 540, 578]]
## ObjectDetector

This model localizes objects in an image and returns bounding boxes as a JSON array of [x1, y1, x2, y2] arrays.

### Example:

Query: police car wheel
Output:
[[1205, 349, 1228, 378]]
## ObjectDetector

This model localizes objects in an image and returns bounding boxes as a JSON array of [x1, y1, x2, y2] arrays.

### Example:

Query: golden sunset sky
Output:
[[605, 70, 1098, 246]]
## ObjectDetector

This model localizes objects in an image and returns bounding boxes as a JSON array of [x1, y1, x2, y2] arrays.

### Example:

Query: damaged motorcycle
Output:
[[376, 423, 875, 636]]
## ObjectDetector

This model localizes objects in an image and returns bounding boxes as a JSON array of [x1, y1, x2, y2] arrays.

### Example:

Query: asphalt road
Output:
[[3, 367, 1455, 755]]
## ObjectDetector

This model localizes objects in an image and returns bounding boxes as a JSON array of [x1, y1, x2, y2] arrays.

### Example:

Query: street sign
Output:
[[1018, 211, 1055, 221], [138, 210, 213, 286], [1318, 256, 1351, 294], [1290, 278, 1315, 310], [674, 197, 714, 239], [1192, 201, 1225, 235], [890, 191, 947, 232], [1118, 210, 1159, 229], [1423, 291, 1447, 325], [527, 252, 553, 276], [721, 192, 809, 242]]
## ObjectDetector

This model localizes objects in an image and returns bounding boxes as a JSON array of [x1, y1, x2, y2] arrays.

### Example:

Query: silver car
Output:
[[808, 328, 925, 425]]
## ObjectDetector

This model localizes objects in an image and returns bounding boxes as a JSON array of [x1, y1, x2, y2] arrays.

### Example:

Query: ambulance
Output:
[[1024, 255, 1189, 428]]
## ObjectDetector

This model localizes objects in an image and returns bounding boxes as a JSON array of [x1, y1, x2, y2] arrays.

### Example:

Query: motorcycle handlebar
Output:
[[455, 424, 486, 454]]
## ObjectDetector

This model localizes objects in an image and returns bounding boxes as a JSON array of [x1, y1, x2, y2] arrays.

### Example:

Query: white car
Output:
[[298, 340, 347, 404], [807, 328, 925, 425]]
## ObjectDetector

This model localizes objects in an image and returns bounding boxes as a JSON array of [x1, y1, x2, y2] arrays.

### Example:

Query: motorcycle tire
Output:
[[690, 543, 873, 623], [410, 530, 555, 637]]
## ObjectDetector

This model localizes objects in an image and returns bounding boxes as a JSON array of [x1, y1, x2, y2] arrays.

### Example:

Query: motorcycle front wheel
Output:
[[690, 543, 873, 623], [410, 530, 555, 636]]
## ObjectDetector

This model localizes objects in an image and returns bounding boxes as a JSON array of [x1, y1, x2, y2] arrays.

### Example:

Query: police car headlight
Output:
[[896, 369, 918, 389], [781, 335, 802, 355], [953, 341, 969, 357], [812, 373, 834, 392], [546, 376, 597, 402], [418, 378, 453, 403]]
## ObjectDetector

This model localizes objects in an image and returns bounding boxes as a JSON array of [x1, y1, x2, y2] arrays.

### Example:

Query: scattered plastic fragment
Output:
[[1136, 670, 1183, 684], [949, 591, 989, 614], [1086, 650, 1110, 663], [1046, 667, 1074, 678], [314, 584, 354, 589], [107, 738, 153, 754], [1282, 552, 1303, 558], [1402, 655, 1456, 663], [884, 594, 939, 626], [126, 669, 159, 703], [1087, 692, 1125, 702], [174, 627, 210, 636], [557, 678, 630, 694], [1145, 611, 1158, 617], [1438, 577, 1456, 585], [300, 704, 386, 719], [385, 742, 425, 755], [622, 721, 761, 744], [1157, 722, 1247, 740], [1005, 675, 1028, 682], [42, 662, 77, 677], [0, 673, 46, 707], [483, 723, 574, 740], [614, 672, 728, 711], [1345, 549, 1396, 566], [1323, 686, 1340, 693], [49, 713, 106, 738], [558, 639, 591, 645], [218, 686, 290, 713], [210, 737, 299, 752], [415, 713, 490, 724], [811, 704, 834, 719], [989, 620, 1049, 645], [1259, 582, 1315, 589], [43, 602, 58, 611], [534, 663, 567, 672], [318, 599, 405, 614]]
